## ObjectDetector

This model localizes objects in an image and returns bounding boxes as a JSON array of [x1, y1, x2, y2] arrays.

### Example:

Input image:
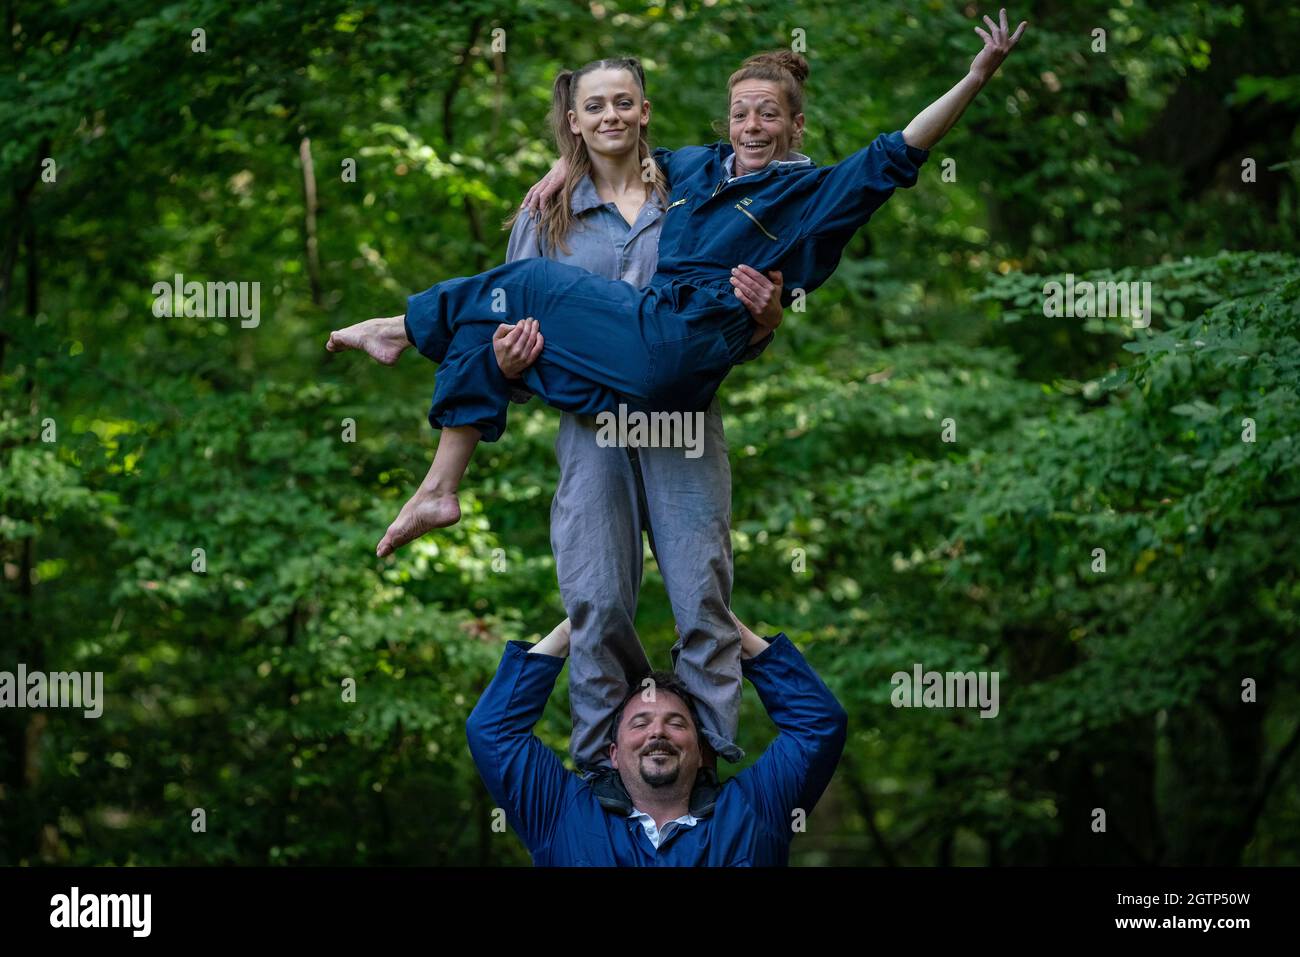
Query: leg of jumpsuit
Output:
[[404, 259, 657, 442], [551, 412, 652, 771], [403, 259, 745, 439], [631, 395, 744, 763]]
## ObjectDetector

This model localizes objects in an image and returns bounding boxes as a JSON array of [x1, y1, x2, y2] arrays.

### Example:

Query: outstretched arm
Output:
[[902, 7, 1027, 150]]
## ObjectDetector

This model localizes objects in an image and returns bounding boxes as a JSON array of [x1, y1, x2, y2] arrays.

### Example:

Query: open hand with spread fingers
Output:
[[969, 8, 1028, 84]]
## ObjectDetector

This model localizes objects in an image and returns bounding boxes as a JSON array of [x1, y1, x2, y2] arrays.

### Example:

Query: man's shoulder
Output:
[[714, 771, 774, 818]]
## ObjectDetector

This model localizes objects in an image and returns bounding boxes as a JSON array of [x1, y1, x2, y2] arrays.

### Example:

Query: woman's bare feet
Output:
[[326, 315, 411, 366], [373, 425, 480, 557], [376, 488, 462, 557]]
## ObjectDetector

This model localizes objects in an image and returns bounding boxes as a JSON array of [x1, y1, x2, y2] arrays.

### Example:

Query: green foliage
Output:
[[3, 0, 1298, 866]]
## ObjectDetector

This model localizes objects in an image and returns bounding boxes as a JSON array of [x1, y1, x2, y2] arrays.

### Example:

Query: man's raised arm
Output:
[[730, 614, 848, 839], [465, 619, 577, 856]]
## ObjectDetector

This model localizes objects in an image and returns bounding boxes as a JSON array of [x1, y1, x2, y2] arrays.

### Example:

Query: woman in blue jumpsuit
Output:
[[404, 125, 926, 438], [329, 11, 1028, 554]]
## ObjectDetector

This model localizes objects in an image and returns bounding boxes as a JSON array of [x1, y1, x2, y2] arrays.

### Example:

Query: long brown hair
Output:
[[505, 57, 669, 255]]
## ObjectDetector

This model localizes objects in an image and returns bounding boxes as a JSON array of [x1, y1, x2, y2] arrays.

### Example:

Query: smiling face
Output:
[[609, 689, 702, 788], [728, 79, 805, 176], [567, 67, 650, 161]]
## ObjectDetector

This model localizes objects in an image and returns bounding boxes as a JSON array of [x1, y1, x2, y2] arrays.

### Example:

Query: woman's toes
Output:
[[374, 493, 461, 558]]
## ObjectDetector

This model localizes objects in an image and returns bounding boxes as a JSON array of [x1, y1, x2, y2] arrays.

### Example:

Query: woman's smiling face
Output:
[[567, 68, 650, 159], [728, 79, 804, 175]]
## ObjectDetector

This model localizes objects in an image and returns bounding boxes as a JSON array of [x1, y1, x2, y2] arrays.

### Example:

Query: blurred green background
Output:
[[2, 0, 1298, 865]]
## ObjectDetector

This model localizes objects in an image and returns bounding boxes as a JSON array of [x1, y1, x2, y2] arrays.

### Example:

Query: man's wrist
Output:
[[740, 631, 787, 670], [528, 619, 572, 657]]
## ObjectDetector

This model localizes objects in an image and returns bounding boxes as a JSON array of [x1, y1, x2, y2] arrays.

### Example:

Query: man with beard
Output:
[[466, 611, 846, 866]]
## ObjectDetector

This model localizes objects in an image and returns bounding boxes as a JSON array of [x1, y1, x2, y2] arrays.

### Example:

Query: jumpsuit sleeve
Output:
[[653, 142, 738, 190], [501, 211, 545, 404], [735, 329, 774, 364], [466, 641, 578, 855], [796, 130, 930, 241], [777, 131, 930, 298], [651, 146, 676, 185], [731, 634, 848, 839]]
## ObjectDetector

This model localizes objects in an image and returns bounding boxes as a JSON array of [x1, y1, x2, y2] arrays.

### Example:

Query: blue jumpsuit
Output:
[[404, 130, 930, 442]]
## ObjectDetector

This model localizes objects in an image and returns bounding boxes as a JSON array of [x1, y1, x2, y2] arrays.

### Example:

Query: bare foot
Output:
[[326, 315, 410, 366], [376, 489, 461, 557]]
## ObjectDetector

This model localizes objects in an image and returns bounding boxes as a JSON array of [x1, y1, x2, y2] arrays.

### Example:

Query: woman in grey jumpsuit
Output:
[[497, 57, 787, 774]]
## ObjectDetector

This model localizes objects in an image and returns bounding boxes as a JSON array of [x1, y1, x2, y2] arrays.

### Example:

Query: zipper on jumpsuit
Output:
[[709, 173, 779, 239]]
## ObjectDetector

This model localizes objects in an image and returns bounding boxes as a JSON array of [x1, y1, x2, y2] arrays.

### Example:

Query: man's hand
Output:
[[529, 618, 572, 658], [969, 8, 1027, 84], [493, 318, 544, 378], [731, 265, 785, 338], [522, 157, 569, 214], [727, 610, 770, 659]]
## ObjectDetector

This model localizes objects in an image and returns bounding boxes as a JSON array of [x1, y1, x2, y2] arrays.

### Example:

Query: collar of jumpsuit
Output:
[[628, 807, 700, 849], [566, 147, 813, 219], [722, 148, 813, 183], [568, 171, 664, 218]]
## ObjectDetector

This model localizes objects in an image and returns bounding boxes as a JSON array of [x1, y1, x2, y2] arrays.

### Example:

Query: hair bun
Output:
[[745, 50, 809, 85]]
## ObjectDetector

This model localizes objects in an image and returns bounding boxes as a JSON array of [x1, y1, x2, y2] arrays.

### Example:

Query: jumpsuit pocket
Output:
[[732, 198, 779, 241], [644, 328, 733, 404]]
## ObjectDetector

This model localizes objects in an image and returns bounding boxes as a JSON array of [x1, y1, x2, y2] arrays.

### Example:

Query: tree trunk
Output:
[[299, 136, 322, 307]]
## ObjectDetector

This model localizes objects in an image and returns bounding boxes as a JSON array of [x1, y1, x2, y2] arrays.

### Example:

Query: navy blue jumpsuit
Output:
[[404, 130, 929, 441]]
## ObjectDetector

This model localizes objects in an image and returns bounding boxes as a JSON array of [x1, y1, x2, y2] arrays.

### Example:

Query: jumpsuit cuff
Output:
[[404, 288, 440, 360], [740, 632, 792, 670], [886, 129, 931, 166], [706, 734, 746, 764], [736, 329, 775, 363], [428, 345, 514, 443], [403, 312, 416, 355]]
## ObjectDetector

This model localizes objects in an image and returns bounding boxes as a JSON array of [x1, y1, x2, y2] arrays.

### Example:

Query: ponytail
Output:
[[504, 58, 668, 254]]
